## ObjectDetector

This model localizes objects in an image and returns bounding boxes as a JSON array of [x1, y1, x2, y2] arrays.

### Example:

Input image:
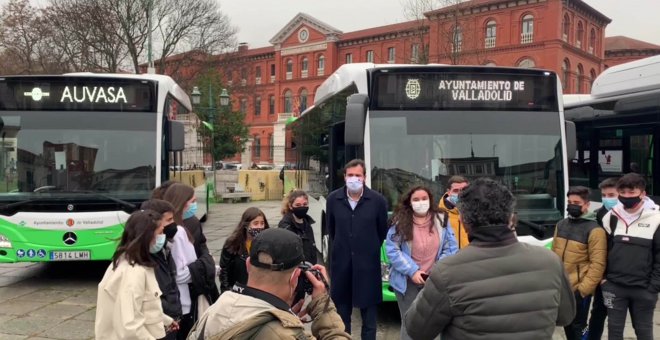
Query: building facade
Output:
[[179, 0, 658, 166]]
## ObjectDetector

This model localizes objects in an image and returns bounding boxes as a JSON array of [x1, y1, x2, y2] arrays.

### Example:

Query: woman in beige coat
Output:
[[95, 210, 178, 339]]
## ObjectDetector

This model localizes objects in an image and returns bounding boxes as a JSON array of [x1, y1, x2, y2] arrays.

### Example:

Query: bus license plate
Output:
[[50, 251, 91, 261]]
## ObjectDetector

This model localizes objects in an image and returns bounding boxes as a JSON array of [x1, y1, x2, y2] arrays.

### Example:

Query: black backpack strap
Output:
[[609, 214, 618, 236], [442, 211, 449, 228]]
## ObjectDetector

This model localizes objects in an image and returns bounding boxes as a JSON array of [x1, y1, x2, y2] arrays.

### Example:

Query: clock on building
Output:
[[298, 28, 309, 43]]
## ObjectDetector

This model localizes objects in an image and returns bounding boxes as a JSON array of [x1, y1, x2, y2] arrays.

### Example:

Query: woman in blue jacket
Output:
[[385, 185, 458, 340]]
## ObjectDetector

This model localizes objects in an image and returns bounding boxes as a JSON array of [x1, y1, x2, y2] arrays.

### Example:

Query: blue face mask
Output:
[[183, 202, 197, 219], [345, 177, 363, 193], [602, 197, 618, 210], [150, 234, 166, 254], [448, 194, 459, 205]]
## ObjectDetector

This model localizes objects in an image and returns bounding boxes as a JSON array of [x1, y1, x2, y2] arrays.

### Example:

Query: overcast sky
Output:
[[221, 0, 660, 48]]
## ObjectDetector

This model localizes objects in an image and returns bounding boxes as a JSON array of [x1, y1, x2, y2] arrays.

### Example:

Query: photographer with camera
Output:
[[188, 228, 349, 340]]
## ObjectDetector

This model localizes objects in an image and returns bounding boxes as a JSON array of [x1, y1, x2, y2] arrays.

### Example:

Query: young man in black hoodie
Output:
[[601, 173, 660, 340]]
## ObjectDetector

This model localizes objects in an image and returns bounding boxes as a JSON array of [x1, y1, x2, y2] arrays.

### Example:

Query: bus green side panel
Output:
[[380, 243, 396, 302], [0, 220, 124, 263]]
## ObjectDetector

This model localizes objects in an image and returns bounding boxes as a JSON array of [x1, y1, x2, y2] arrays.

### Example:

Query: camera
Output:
[[296, 262, 323, 295]]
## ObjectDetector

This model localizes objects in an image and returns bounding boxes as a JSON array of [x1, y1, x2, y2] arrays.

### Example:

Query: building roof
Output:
[[339, 20, 426, 42], [425, 0, 610, 24], [605, 36, 660, 52]]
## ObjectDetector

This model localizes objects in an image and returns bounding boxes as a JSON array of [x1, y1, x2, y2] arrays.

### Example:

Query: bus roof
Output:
[[565, 55, 660, 109], [7, 72, 192, 112]]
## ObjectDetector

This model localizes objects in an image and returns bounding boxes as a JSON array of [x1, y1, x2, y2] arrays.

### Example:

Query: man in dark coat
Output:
[[404, 178, 575, 340], [326, 159, 388, 340]]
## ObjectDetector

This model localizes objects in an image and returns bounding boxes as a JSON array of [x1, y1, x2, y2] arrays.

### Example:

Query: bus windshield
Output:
[[369, 109, 563, 224], [0, 110, 156, 200]]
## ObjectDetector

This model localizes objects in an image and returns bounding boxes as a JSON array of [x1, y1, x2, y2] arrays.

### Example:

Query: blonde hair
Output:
[[281, 189, 308, 215]]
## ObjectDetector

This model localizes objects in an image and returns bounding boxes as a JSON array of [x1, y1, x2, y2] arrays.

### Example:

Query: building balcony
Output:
[[286, 72, 292, 80], [256, 77, 261, 85], [485, 37, 496, 49], [317, 68, 324, 76], [241, 79, 246, 86], [521, 32, 533, 44], [301, 70, 308, 78], [588, 46, 594, 54], [270, 75, 275, 83], [576, 41, 582, 49], [562, 33, 568, 42], [452, 42, 462, 53]]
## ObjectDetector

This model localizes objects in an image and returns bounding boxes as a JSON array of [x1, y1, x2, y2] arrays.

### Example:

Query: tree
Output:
[[193, 69, 249, 161], [401, 0, 433, 64]]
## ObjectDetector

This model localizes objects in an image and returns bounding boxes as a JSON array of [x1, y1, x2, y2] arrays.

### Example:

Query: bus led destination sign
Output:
[[438, 80, 526, 102], [374, 70, 558, 112], [0, 77, 155, 112]]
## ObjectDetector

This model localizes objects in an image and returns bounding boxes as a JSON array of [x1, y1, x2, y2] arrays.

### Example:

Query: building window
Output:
[[517, 58, 535, 68], [485, 20, 496, 48], [521, 14, 534, 44], [576, 21, 584, 49], [387, 47, 395, 63], [366, 50, 374, 63], [301, 57, 308, 78], [269, 134, 274, 160], [240, 68, 247, 86], [255, 66, 262, 84], [562, 14, 570, 42], [411, 44, 419, 63], [317, 55, 325, 76], [300, 89, 308, 112], [240, 98, 247, 113], [269, 95, 275, 115], [270, 64, 276, 82], [345, 53, 353, 64], [484, 62, 497, 66], [577, 64, 584, 93], [253, 135, 261, 158], [589, 29, 596, 54], [286, 59, 293, 80], [562, 59, 571, 91], [284, 90, 292, 113], [452, 26, 462, 52], [254, 96, 261, 116]]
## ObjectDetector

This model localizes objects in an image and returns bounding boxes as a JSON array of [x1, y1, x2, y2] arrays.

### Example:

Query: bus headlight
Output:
[[0, 234, 12, 248], [381, 262, 390, 282]]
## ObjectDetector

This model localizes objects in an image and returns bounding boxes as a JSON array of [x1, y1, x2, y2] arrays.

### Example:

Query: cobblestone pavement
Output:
[[0, 201, 658, 339]]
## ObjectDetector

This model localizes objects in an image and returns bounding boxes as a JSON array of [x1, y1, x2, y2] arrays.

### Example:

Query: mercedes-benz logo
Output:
[[67, 204, 74, 211], [63, 232, 77, 245]]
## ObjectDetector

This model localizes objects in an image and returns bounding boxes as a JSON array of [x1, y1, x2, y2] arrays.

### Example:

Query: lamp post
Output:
[[191, 86, 229, 193]]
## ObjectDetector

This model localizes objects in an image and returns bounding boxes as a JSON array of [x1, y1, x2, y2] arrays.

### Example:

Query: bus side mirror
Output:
[[565, 120, 576, 160], [345, 94, 368, 145], [169, 121, 185, 151]]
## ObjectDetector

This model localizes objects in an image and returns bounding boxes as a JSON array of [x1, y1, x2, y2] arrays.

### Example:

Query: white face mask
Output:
[[411, 200, 430, 215]]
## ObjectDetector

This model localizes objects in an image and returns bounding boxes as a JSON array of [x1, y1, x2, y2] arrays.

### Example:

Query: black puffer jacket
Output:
[[404, 224, 576, 340], [151, 248, 182, 320], [278, 213, 317, 265]]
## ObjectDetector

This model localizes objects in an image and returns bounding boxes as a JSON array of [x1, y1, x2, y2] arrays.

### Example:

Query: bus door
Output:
[[588, 125, 659, 200]]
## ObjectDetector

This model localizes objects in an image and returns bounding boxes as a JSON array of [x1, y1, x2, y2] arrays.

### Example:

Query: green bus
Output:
[[0, 73, 209, 262], [286, 64, 574, 302]]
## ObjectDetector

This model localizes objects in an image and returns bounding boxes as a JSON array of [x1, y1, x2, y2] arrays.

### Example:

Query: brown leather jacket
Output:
[[552, 215, 607, 297]]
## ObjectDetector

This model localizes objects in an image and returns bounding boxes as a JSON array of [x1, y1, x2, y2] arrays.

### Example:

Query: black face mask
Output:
[[163, 222, 178, 240], [292, 206, 309, 219], [566, 204, 583, 218], [246, 227, 263, 238], [619, 196, 642, 209]]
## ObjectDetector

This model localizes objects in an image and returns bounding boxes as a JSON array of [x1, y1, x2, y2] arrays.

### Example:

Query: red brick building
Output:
[[604, 36, 660, 69], [180, 0, 659, 165]]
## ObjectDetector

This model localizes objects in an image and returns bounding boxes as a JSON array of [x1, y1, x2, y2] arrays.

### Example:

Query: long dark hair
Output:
[[162, 183, 195, 225], [389, 186, 442, 242], [111, 210, 162, 270], [224, 207, 270, 254]]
